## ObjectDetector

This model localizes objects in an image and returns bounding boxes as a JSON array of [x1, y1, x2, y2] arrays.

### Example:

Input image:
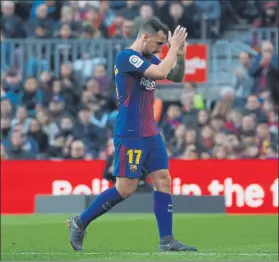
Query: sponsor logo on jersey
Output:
[[140, 77, 156, 90], [129, 55, 144, 68]]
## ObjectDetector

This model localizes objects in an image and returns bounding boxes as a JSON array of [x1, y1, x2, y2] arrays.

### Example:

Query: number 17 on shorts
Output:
[[113, 135, 169, 179], [113, 137, 147, 179]]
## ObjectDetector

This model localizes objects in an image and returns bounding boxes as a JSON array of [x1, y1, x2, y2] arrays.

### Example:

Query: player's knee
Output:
[[115, 177, 138, 198], [150, 170, 171, 193]]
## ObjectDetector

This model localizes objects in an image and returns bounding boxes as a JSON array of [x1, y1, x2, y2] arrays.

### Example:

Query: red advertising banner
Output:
[[1, 160, 278, 214], [157, 44, 208, 84]]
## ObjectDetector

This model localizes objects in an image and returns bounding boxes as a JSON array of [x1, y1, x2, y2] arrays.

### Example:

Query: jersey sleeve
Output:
[[116, 51, 152, 74], [152, 55, 161, 65]]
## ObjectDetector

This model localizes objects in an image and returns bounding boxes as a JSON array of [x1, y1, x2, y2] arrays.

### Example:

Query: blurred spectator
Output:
[[36, 108, 59, 146], [25, 4, 55, 38], [114, 19, 136, 39], [28, 118, 49, 153], [249, 41, 279, 95], [12, 123, 39, 154], [241, 115, 256, 134], [198, 125, 215, 153], [1, 99, 13, 119], [242, 95, 268, 122], [4, 129, 37, 160], [84, 6, 109, 38], [81, 24, 100, 39], [162, 2, 187, 35], [66, 140, 86, 160], [184, 82, 205, 110], [168, 124, 187, 157], [57, 23, 76, 40], [99, 1, 116, 36], [90, 64, 111, 94], [55, 5, 81, 35], [72, 105, 107, 157], [133, 4, 157, 35], [232, 52, 254, 106], [212, 145, 227, 159], [212, 87, 236, 117], [244, 143, 261, 159], [180, 90, 199, 126], [210, 115, 225, 133], [2, 69, 22, 103], [159, 1, 200, 38], [10, 106, 32, 132], [253, 1, 278, 28], [180, 144, 199, 160], [41, 76, 59, 106], [152, 0, 169, 22], [256, 121, 278, 155], [161, 105, 182, 142], [185, 128, 197, 147], [21, 77, 43, 116], [45, 132, 65, 159], [195, 0, 221, 38], [1, 1, 25, 38], [30, 0, 62, 22], [1, 117, 11, 141], [197, 110, 210, 130], [224, 110, 242, 134], [48, 95, 71, 124], [180, 0, 202, 38], [117, 0, 140, 20], [59, 116, 74, 139], [59, 63, 80, 115]]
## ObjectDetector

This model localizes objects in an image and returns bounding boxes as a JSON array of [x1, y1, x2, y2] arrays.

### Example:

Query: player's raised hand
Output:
[[177, 38, 187, 57], [168, 26, 187, 51]]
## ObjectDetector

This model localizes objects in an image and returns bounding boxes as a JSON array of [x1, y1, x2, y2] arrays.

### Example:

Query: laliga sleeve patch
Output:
[[129, 55, 144, 68]]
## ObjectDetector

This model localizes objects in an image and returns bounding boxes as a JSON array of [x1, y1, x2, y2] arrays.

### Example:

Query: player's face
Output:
[[143, 30, 166, 57]]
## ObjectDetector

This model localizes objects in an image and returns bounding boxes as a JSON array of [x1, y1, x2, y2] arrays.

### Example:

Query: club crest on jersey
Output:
[[140, 77, 156, 90], [129, 55, 143, 68], [129, 165, 138, 172]]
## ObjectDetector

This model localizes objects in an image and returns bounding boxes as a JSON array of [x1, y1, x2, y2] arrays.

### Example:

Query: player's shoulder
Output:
[[116, 49, 143, 62], [115, 49, 145, 69]]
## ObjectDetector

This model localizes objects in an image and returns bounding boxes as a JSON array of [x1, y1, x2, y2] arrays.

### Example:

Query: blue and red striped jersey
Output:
[[113, 48, 161, 137]]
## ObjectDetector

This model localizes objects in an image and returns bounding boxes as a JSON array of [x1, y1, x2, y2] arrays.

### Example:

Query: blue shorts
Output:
[[113, 134, 169, 179]]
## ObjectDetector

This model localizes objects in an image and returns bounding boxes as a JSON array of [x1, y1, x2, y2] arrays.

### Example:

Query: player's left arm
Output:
[[166, 56, 185, 83], [166, 41, 186, 83]]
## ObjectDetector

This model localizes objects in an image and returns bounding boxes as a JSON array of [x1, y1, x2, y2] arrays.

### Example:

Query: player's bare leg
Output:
[[150, 169, 198, 252], [115, 177, 139, 198], [67, 177, 138, 251]]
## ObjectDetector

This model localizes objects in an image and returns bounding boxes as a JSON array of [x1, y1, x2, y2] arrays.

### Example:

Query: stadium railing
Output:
[[1, 38, 212, 82], [1, 34, 272, 92]]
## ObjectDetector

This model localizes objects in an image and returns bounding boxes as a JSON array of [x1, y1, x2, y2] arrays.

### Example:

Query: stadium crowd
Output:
[[1, 0, 278, 161]]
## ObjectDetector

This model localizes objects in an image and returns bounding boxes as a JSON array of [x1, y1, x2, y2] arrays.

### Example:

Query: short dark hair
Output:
[[138, 18, 169, 37]]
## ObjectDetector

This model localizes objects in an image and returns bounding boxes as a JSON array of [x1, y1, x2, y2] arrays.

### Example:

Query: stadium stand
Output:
[[1, 0, 278, 160]]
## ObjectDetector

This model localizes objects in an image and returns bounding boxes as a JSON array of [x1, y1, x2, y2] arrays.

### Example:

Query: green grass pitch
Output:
[[1, 214, 278, 261]]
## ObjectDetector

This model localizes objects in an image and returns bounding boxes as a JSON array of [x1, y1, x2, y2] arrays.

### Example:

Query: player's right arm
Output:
[[144, 26, 187, 80]]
